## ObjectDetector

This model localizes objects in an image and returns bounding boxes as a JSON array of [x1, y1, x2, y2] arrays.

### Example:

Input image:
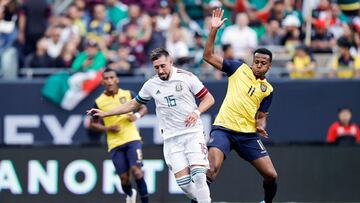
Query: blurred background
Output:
[[0, 0, 360, 202]]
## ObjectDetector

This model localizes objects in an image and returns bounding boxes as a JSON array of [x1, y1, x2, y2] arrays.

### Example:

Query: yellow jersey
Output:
[[290, 55, 315, 79], [95, 89, 141, 151], [213, 59, 274, 133], [332, 55, 360, 78]]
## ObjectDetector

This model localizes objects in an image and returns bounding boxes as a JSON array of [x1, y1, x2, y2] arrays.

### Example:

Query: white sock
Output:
[[191, 167, 211, 203], [176, 175, 197, 200]]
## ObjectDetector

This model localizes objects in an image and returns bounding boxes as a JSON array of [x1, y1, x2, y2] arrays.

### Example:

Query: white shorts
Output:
[[163, 132, 209, 174]]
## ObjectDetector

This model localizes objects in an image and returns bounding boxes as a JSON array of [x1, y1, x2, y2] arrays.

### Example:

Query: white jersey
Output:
[[136, 67, 209, 140]]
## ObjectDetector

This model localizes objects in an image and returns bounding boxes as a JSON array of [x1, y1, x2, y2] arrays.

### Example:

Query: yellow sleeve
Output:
[[355, 57, 360, 69], [331, 57, 338, 70]]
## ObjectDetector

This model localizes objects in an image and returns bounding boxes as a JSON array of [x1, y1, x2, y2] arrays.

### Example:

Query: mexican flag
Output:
[[42, 70, 103, 111]]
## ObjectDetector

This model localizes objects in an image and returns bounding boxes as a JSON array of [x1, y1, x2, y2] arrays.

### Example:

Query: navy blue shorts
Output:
[[109, 140, 143, 174], [207, 126, 268, 162]]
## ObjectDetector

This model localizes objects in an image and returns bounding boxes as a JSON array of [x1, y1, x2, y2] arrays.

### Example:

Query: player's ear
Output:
[[169, 56, 173, 65]]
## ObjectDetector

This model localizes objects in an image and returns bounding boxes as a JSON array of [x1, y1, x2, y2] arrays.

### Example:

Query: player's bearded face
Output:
[[153, 56, 172, 80], [252, 53, 271, 78]]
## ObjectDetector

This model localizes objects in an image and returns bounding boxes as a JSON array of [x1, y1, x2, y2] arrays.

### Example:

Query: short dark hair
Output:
[[150, 48, 170, 61], [337, 37, 351, 49], [102, 67, 116, 76], [222, 44, 232, 52], [254, 48, 272, 62], [338, 107, 352, 113]]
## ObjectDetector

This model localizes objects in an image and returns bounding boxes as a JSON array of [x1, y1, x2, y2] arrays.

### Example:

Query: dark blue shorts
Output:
[[207, 126, 268, 162], [109, 140, 143, 174]]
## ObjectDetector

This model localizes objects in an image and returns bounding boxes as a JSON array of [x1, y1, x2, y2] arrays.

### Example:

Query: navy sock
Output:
[[263, 181, 277, 203], [121, 183, 133, 196], [190, 199, 198, 203], [136, 177, 149, 203]]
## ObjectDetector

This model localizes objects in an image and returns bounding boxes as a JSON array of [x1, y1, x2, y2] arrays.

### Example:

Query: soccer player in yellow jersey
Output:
[[89, 68, 149, 203], [203, 8, 278, 203]]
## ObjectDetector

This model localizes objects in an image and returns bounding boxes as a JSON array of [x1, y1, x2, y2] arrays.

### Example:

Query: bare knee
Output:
[[264, 169, 278, 182], [119, 173, 130, 184], [131, 166, 144, 179], [206, 148, 224, 181]]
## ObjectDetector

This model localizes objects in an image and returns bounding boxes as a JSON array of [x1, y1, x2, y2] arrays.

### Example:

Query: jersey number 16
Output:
[[164, 95, 177, 107]]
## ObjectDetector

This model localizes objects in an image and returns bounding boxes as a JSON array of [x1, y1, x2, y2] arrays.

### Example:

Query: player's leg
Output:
[[109, 147, 134, 198], [251, 156, 278, 203], [164, 136, 197, 200], [206, 127, 232, 183], [185, 132, 211, 203], [127, 141, 149, 203], [232, 134, 278, 203]]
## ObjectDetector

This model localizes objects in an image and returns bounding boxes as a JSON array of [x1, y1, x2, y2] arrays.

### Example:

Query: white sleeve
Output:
[[188, 74, 208, 99], [135, 81, 152, 104]]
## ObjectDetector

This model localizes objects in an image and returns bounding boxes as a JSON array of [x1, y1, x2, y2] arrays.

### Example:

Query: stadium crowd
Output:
[[0, 0, 359, 79]]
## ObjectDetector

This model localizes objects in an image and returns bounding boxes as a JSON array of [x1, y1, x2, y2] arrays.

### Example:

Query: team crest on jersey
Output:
[[119, 97, 126, 104], [175, 83, 183, 92], [260, 84, 267, 92]]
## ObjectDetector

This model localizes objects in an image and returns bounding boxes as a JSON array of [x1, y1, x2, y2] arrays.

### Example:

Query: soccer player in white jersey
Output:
[[87, 48, 214, 203]]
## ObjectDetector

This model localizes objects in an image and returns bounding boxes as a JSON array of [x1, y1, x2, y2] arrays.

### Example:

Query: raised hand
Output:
[[211, 8, 227, 29]]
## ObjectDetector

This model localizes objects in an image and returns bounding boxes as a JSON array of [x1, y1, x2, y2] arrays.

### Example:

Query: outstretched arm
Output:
[[203, 8, 227, 70], [87, 99, 142, 118]]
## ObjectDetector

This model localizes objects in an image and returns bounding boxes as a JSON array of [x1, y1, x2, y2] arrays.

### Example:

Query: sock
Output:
[[190, 199, 198, 203], [121, 183, 133, 196], [191, 167, 211, 203], [263, 180, 277, 203], [135, 177, 149, 203], [176, 175, 197, 200]]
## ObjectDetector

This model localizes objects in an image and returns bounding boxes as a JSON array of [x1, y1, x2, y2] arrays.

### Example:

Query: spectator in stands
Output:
[[67, 4, 87, 36], [117, 3, 141, 33], [107, 45, 134, 73], [155, 0, 173, 33], [328, 3, 349, 39], [18, 0, 51, 57], [330, 37, 360, 78], [54, 42, 78, 68], [46, 26, 64, 60], [268, 0, 286, 25], [312, 0, 332, 22], [247, 6, 267, 41], [350, 31, 360, 58], [0, 0, 19, 50], [337, 0, 360, 18], [310, 19, 336, 53], [260, 19, 282, 46], [145, 12, 166, 63], [106, 0, 128, 28], [286, 45, 316, 79], [326, 107, 360, 145], [280, 14, 304, 53], [166, 26, 190, 66], [58, 12, 81, 44], [221, 12, 257, 60], [121, 22, 149, 68], [71, 39, 107, 71], [88, 4, 113, 44], [0, 0, 19, 79], [26, 38, 53, 68]]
